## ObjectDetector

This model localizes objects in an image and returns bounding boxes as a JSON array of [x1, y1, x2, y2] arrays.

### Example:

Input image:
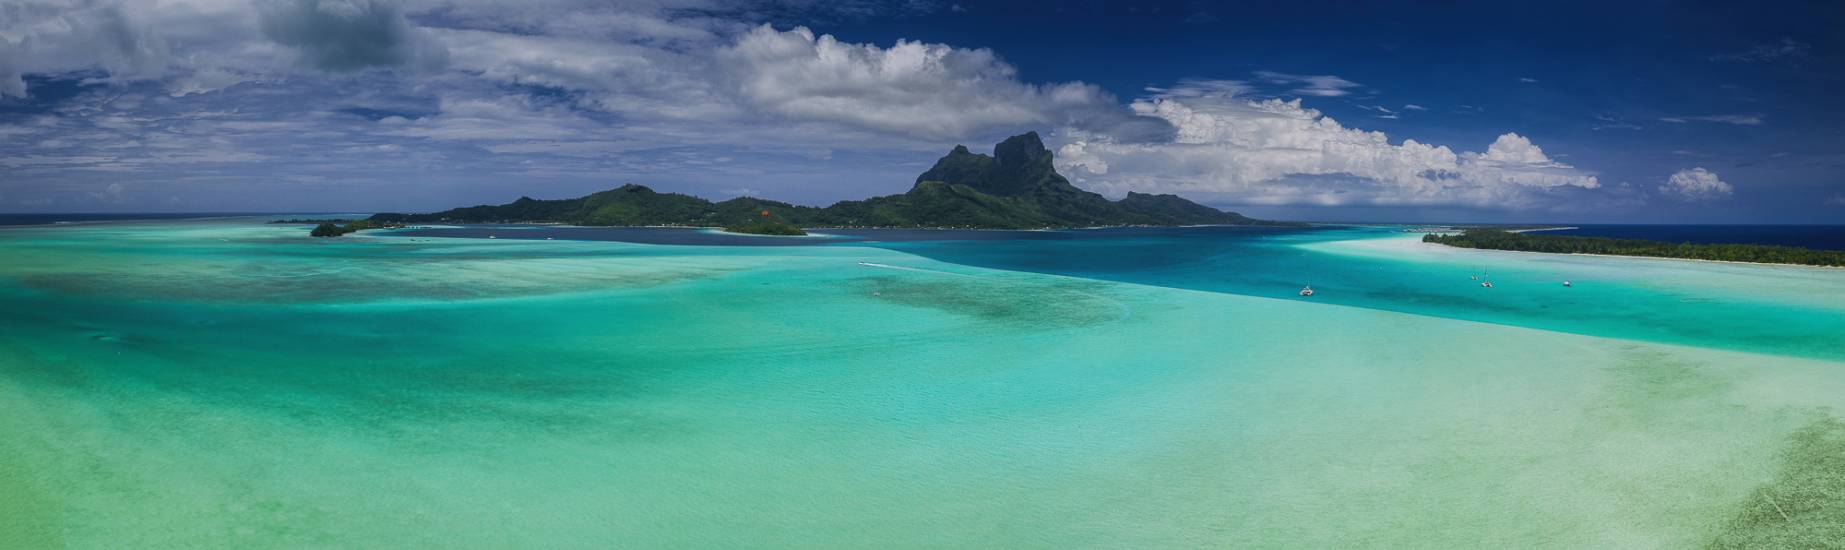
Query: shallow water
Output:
[[2, 220, 1843, 547]]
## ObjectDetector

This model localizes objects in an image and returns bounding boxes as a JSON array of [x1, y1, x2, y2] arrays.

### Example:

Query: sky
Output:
[[1, 0, 1842, 223]]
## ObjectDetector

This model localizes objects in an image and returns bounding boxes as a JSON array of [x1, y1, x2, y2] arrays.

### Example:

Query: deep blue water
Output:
[[1538, 225, 1845, 251]]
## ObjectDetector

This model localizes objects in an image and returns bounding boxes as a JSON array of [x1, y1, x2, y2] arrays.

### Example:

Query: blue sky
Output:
[[1, 0, 1841, 223]]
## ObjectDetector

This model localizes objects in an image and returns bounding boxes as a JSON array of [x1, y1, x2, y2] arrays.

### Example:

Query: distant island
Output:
[[308, 219, 402, 238], [723, 219, 807, 236], [270, 218, 359, 225], [1425, 229, 1845, 267], [368, 132, 1300, 231]]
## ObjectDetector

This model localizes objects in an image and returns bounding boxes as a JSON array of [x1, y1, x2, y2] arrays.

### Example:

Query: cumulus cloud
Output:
[[1054, 81, 1599, 208], [436, 27, 733, 121], [716, 25, 1135, 139], [258, 0, 447, 71], [1658, 168, 1733, 201], [2, 1, 1620, 213], [0, 0, 176, 96], [0, 0, 450, 99]]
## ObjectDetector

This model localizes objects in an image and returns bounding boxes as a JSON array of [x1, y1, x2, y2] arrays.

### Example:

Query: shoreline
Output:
[[1421, 239, 1845, 270]]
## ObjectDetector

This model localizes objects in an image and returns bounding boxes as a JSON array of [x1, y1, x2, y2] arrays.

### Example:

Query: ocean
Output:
[[0, 213, 291, 226], [2, 218, 1842, 547]]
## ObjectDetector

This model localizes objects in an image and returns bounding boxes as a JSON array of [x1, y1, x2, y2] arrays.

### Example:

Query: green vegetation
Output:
[[370, 132, 1302, 230], [270, 218, 357, 225], [722, 219, 807, 236], [1423, 229, 1845, 267], [308, 219, 400, 238]]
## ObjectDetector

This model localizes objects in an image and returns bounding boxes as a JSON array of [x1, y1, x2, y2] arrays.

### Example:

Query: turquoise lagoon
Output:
[[2, 219, 1844, 547]]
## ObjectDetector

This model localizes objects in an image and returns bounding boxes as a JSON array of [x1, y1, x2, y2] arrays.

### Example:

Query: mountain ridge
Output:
[[371, 132, 1300, 229]]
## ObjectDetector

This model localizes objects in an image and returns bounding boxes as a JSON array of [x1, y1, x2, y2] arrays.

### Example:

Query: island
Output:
[[271, 218, 359, 225], [723, 219, 807, 236], [1424, 229, 1845, 267], [368, 132, 1302, 231], [309, 219, 401, 238]]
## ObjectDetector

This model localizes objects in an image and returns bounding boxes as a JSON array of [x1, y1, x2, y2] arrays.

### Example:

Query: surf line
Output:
[[856, 261, 975, 278]]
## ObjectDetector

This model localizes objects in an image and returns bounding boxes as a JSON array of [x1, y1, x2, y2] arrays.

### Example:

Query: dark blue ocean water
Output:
[[1538, 225, 1845, 251]]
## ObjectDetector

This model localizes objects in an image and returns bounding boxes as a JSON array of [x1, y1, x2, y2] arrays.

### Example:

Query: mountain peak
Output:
[[993, 131, 1047, 161], [915, 132, 1068, 197], [375, 130, 1292, 229]]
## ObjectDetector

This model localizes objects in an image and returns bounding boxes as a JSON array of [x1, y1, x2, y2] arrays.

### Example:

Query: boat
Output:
[[1299, 285, 1314, 297], [1562, 280, 1572, 287], [1481, 281, 1493, 288]]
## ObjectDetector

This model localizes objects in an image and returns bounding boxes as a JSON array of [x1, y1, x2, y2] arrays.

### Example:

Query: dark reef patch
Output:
[[1708, 417, 1845, 548], [856, 274, 1126, 329]]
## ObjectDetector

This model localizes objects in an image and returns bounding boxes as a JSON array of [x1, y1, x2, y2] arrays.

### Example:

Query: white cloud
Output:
[[1592, 114, 1642, 131], [1054, 82, 1599, 208], [1518, 77, 1538, 83], [0, 0, 455, 99], [1659, 114, 1762, 125], [1710, 37, 1810, 63], [716, 25, 1126, 139], [0, 38, 24, 97], [0, 0, 176, 96], [1658, 168, 1733, 201], [88, 182, 127, 203], [1, 1, 1627, 214], [1253, 71, 1359, 97]]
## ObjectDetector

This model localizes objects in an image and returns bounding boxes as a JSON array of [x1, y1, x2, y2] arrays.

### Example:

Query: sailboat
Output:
[[1299, 285, 1314, 297]]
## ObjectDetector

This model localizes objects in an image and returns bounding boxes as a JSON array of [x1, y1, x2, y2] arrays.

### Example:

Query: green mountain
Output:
[[372, 132, 1296, 229]]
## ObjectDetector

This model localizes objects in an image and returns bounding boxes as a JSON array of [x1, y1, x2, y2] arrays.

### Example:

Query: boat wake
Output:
[[856, 261, 975, 278]]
